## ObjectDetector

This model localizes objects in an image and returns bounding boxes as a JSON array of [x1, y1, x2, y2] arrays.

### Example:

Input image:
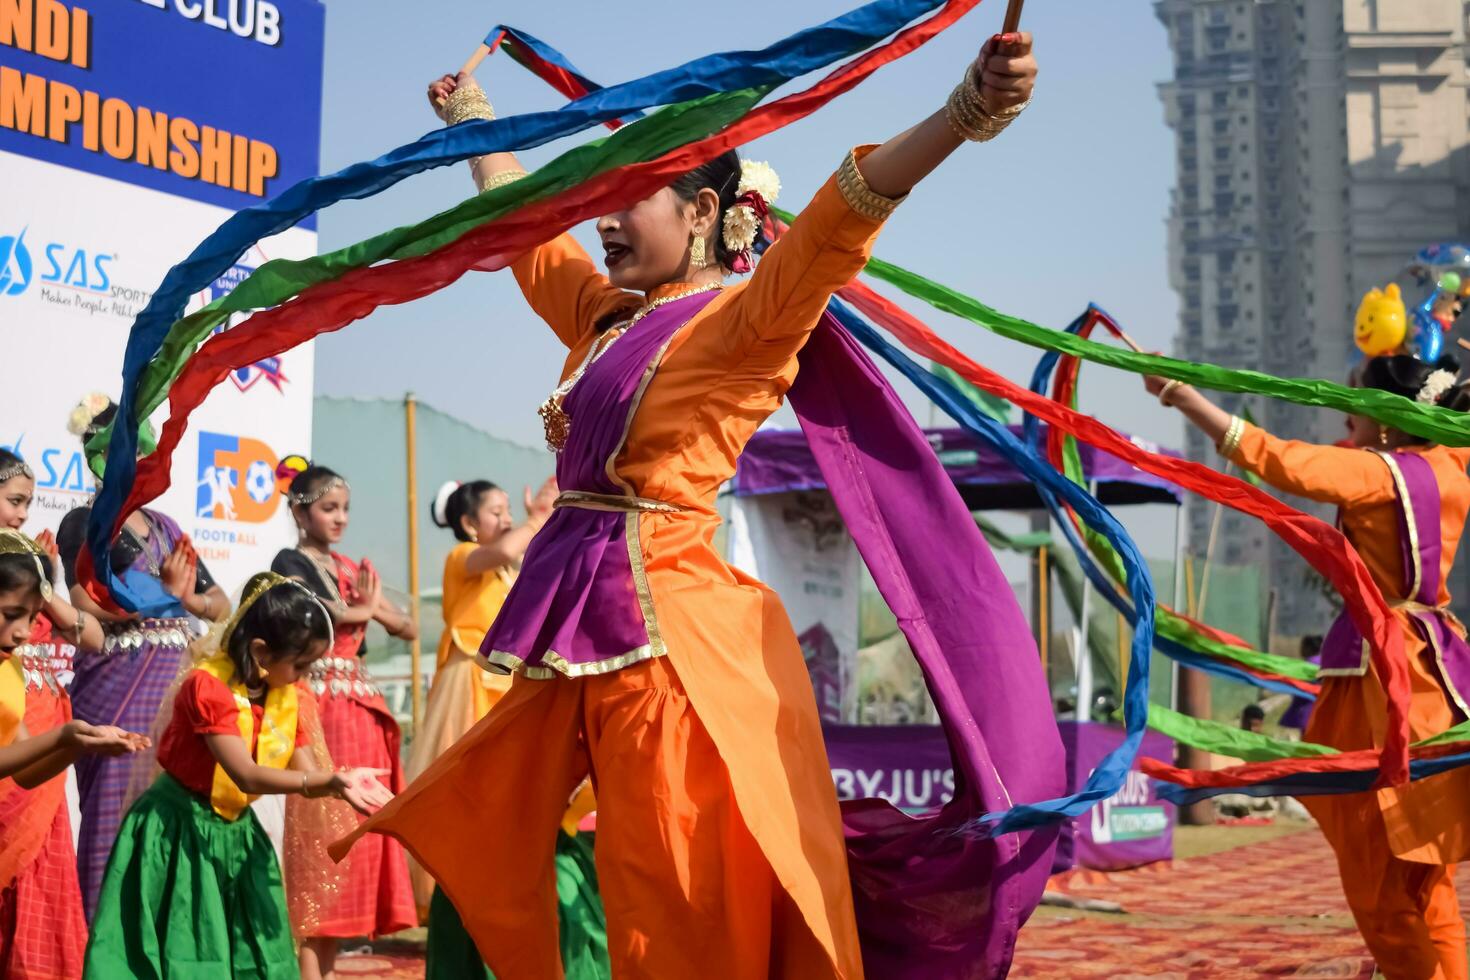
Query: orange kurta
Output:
[[345, 151, 893, 979], [1230, 423, 1470, 978], [406, 542, 516, 912]]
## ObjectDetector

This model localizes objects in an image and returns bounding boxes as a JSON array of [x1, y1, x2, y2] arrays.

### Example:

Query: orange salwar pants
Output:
[[370, 657, 836, 979], [1315, 797, 1466, 980]]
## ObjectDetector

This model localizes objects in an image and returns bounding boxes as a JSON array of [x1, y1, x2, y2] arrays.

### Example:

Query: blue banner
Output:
[[0, 0, 324, 219]]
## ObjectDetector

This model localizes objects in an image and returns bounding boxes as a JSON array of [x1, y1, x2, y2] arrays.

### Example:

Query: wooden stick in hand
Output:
[[1002, 0, 1026, 34], [459, 42, 493, 78], [434, 42, 495, 106]]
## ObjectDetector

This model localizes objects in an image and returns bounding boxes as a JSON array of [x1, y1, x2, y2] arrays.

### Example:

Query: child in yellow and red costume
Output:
[[83, 572, 395, 980]]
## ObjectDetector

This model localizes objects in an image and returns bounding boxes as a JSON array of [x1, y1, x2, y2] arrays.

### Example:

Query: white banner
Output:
[[1, 151, 316, 595], [727, 491, 859, 721]]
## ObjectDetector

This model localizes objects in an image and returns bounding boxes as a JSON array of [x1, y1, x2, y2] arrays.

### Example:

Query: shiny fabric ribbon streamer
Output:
[[84, 0, 985, 610]]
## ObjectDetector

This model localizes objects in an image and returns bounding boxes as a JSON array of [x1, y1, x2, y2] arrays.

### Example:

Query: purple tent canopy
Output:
[[732, 426, 1185, 511]]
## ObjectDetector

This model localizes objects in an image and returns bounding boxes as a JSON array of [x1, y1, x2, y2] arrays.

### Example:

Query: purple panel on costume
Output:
[[1395, 453, 1470, 710], [792, 314, 1064, 978], [1320, 452, 1470, 710], [481, 292, 714, 673]]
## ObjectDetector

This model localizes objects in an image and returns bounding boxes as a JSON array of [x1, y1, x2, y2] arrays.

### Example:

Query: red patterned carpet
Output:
[[331, 826, 1465, 978], [1012, 825, 1468, 978]]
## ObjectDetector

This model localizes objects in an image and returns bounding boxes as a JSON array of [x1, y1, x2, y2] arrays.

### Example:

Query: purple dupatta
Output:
[[794, 314, 1063, 977]]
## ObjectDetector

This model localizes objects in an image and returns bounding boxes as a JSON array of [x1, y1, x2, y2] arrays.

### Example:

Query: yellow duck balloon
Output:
[[1355, 283, 1408, 357]]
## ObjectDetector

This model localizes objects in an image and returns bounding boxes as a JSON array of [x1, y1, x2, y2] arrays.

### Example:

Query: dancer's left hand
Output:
[[975, 32, 1035, 113]]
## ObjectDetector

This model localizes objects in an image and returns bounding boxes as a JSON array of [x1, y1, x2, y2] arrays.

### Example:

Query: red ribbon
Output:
[[833, 277, 1411, 788]]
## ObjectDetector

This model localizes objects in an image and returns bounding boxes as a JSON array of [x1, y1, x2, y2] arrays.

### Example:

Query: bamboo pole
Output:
[[405, 393, 423, 735], [1184, 553, 1198, 619], [1037, 543, 1050, 675], [1196, 494, 1226, 617]]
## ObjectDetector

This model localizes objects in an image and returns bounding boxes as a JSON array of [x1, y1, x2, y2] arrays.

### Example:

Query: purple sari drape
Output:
[[68, 511, 194, 918], [793, 314, 1063, 977]]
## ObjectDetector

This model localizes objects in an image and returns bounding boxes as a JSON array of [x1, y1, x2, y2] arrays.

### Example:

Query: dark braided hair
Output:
[[288, 465, 346, 505], [0, 554, 45, 602], [669, 150, 747, 270], [1360, 354, 1470, 445], [226, 573, 332, 690], [431, 480, 503, 544]]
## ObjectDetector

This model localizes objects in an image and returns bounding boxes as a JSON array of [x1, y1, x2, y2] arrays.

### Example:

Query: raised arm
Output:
[[1146, 377, 1394, 507], [733, 34, 1035, 367], [426, 74, 638, 348], [463, 479, 555, 576]]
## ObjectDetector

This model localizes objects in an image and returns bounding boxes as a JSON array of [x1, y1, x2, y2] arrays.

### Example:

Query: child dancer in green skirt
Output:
[[84, 572, 394, 979]]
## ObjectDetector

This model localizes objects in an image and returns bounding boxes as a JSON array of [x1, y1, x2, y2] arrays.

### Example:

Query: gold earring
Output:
[[689, 234, 707, 269], [1379, 428, 1391, 449]]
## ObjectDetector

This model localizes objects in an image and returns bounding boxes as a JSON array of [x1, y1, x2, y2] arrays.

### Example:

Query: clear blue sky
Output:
[[313, 1, 1184, 516]]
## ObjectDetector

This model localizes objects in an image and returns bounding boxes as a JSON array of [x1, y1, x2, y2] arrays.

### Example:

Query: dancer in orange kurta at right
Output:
[[1147, 353, 1470, 980]]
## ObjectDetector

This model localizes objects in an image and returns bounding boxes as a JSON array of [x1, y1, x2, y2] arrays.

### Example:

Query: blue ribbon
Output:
[[1021, 306, 1312, 699], [91, 0, 967, 609], [827, 297, 1157, 834], [491, 25, 646, 124]]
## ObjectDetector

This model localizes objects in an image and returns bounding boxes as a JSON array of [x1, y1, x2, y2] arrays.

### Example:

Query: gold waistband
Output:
[[1393, 597, 1461, 619], [554, 491, 685, 514]]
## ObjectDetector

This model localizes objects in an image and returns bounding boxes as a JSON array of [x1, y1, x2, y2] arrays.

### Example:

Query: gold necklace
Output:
[[537, 283, 722, 452]]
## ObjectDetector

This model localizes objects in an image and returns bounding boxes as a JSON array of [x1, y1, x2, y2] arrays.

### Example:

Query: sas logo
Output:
[[0, 228, 33, 297], [0, 226, 116, 297], [195, 431, 281, 524], [193, 259, 288, 394], [0, 437, 94, 495]]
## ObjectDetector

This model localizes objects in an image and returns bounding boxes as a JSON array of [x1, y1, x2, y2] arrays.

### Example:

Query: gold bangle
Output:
[[945, 64, 1028, 143], [1217, 415, 1246, 458], [836, 149, 905, 221], [1158, 379, 1185, 407], [443, 86, 494, 127], [479, 169, 528, 194]]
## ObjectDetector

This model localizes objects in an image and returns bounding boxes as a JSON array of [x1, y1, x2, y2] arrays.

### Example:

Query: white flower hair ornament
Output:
[[721, 160, 781, 274], [1416, 369, 1458, 405], [66, 392, 114, 437]]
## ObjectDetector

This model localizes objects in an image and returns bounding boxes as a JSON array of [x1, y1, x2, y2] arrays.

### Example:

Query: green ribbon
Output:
[[861, 254, 1470, 445], [129, 87, 769, 426], [1139, 704, 1337, 761], [772, 205, 1470, 446], [974, 513, 1050, 552], [933, 362, 1011, 423]]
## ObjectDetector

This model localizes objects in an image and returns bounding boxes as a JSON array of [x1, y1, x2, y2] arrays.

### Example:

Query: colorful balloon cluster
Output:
[[1362, 243, 1470, 362]]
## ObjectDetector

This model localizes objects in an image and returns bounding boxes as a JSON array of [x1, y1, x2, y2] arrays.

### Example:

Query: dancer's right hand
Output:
[[352, 563, 382, 609], [427, 72, 481, 122], [525, 477, 559, 524], [333, 767, 395, 815], [160, 539, 198, 599]]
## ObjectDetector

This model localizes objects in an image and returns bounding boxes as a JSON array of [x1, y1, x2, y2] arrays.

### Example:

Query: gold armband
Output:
[[836, 149, 905, 221]]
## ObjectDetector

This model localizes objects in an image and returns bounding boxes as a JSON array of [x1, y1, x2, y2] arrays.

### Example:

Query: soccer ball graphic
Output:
[[245, 460, 276, 504]]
